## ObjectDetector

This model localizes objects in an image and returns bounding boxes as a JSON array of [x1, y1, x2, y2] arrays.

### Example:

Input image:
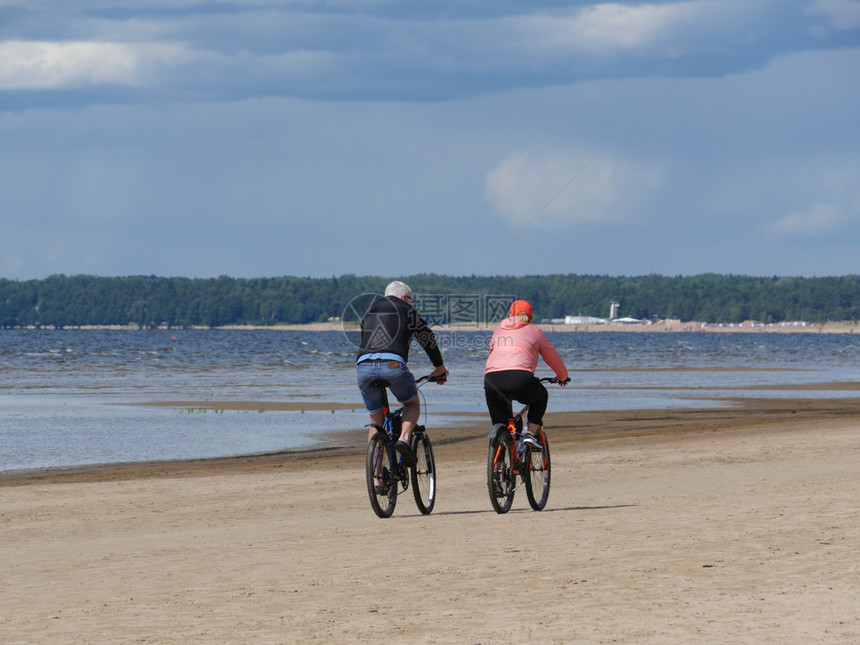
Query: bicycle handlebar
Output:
[[416, 370, 448, 385], [539, 376, 571, 386]]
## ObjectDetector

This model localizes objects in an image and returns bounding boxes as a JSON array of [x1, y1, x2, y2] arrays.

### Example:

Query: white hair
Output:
[[384, 280, 412, 299]]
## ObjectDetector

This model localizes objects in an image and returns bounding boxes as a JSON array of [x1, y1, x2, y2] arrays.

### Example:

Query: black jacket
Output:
[[357, 296, 443, 367]]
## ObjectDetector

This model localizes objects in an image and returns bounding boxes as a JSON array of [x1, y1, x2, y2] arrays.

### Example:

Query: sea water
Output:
[[1, 328, 858, 471]]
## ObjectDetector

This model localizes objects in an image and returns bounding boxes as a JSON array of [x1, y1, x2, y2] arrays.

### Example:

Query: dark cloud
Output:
[[2, 1, 858, 105]]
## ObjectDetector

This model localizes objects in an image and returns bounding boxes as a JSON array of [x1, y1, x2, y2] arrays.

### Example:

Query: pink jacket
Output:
[[484, 316, 569, 381]]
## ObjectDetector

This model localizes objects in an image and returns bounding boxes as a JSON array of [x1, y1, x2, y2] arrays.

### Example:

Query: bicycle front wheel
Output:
[[366, 432, 397, 518], [487, 431, 515, 514], [524, 433, 551, 511], [410, 428, 436, 514]]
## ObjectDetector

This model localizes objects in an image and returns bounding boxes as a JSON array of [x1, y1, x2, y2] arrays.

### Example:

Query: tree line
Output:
[[1, 273, 858, 328]]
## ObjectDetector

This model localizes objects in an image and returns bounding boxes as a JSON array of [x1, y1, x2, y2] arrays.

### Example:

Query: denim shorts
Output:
[[356, 360, 418, 414]]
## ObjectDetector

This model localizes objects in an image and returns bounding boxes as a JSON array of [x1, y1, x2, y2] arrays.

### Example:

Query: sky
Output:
[[1, 0, 859, 281]]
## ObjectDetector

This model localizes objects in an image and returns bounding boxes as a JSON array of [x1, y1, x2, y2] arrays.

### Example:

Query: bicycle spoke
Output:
[[487, 431, 515, 514], [524, 434, 551, 511], [366, 433, 397, 518], [410, 429, 436, 514]]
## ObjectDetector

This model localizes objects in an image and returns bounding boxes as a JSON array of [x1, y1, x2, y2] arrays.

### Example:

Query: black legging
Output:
[[484, 370, 548, 427]]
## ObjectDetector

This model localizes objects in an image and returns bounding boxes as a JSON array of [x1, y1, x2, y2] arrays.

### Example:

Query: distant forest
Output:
[[1, 273, 859, 328]]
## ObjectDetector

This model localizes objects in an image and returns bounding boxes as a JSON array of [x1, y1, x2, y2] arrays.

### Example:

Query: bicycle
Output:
[[486, 377, 568, 514], [365, 374, 443, 518]]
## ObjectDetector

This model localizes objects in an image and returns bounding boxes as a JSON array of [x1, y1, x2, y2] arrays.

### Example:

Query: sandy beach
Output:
[[2, 397, 859, 643]]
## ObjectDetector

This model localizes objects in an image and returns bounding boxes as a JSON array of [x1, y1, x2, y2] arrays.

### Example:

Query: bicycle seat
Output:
[[367, 378, 390, 389]]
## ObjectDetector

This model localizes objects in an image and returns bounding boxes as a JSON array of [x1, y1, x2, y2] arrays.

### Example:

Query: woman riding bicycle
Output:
[[484, 300, 569, 448], [356, 281, 448, 464]]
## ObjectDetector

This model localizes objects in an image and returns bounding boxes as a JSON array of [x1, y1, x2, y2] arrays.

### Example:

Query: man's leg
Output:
[[398, 395, 419, 444], [367, 411, 384, 442]]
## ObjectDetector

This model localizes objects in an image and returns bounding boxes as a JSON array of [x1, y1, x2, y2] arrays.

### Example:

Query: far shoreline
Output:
[[7, 320, 858, 334]]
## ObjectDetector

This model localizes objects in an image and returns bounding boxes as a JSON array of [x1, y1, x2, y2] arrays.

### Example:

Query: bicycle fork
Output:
[[533, 427, 549, 470], [509, 420, 524, 476]]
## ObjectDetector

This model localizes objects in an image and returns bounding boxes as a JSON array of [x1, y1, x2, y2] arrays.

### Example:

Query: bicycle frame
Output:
[[370, 389, 408, 482], [493, 404, 533, 477], [508, 406, 549, 474]]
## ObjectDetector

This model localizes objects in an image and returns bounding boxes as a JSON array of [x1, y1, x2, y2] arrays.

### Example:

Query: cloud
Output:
[[521, 2, 706, 53], [0, 40, 187, 90], [484, 149, 661, 228], [767, 202, 848, 236], [2, 2, 858, 104], [806, 0, 860, 30]]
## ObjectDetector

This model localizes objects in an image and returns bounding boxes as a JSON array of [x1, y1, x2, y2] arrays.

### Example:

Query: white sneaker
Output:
[[522, 433, 542, 449]]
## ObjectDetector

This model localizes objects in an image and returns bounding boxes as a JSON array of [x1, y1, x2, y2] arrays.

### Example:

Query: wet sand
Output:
[[2, 398, 859, 642]]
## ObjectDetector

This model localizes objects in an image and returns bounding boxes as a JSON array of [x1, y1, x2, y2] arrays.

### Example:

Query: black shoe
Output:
[[395, 440, 417, 465]]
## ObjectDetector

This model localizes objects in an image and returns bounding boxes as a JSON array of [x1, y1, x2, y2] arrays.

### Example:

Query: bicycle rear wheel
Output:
[[524, 433, 551, 511], [366, 432, 397, 518], [410, 428, 436, 514], [487, 431, 515, 514]]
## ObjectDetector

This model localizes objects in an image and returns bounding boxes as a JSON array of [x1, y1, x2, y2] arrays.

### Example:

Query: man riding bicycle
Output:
[[484, 300, 568, 448], [356, 281, 448, 464]]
